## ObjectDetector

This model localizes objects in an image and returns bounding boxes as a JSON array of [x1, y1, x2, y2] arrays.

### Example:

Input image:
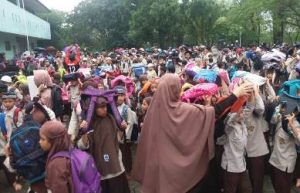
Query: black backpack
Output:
[[51, 85, 64, 118]]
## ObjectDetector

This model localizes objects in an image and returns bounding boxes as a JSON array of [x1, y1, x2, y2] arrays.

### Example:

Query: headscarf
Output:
[[40, 120, 71, 163], [34, 70, 53, 87], [132, 74, 215, 193]]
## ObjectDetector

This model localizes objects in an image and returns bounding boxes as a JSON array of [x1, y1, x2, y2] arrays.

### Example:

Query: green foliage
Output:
[[43, 0, 300, 49]]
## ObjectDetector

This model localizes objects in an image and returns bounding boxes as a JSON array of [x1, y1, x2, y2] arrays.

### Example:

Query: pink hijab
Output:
[[132, 74, 215, 193], [34, 70, 53, 87]]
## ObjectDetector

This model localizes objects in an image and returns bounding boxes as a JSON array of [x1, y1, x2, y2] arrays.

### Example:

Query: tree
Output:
[[38, 10, 73, 49]]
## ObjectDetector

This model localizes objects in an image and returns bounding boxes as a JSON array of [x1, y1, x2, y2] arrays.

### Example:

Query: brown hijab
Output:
[[40, 120, 71, 162], [132, 74, 215, 193]]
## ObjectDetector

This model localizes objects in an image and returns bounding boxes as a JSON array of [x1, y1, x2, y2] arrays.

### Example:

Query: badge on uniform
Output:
[[247, 126, 255, 132], [104, 154, 110, 162], [279, 137, 285, 144]]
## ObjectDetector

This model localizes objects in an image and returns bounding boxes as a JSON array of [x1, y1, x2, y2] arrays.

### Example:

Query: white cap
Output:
[[1, 75, 12, 83]]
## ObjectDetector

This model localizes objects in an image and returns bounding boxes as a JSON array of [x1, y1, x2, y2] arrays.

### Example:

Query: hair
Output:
[[19, 83, 29, 95], [82, 80, 98, 90], [143, 96, 152, 106]]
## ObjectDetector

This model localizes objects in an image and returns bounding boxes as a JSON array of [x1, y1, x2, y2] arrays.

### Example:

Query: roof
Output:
[[24, 0, 50, 13]]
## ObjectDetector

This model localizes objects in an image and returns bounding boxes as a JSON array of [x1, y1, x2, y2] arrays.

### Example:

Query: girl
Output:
[[269, 105, 300, 193], [138, 97, 152, 130], [245, 84, 269, 193], [39, 120, 73, 193], [78, 97, 130, 193], [221, 104, 249, 193]]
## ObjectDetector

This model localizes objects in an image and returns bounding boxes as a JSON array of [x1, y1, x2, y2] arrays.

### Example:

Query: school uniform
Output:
[[221, 112, 249, 193], [269, 111, 300, 193], [245, 95, 269, 193], [0, 106, 23, 185]]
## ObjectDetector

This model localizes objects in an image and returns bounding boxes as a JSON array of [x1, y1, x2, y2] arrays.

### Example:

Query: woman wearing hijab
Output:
[[39, 121, 73, 193], [132, 73, 216, 193], [34, 70, 53, 109]]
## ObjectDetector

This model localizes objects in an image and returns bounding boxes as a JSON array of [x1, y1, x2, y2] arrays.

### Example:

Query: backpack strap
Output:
[[51, 151, 70, 160], [13, 108, 20, 127], [0, 113, 7, 141]]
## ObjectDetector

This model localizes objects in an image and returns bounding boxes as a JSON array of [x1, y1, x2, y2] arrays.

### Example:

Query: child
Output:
[[78, 96, 130, 193], [34, 70, 53, 109], [221, 104, 249, 193], [147, 63, 157, 81], [0, 91, 23, 187], [9, 102, 56, 193], [39, 120, 73, 193], [115, 86, 138, 176], [137, 97, 152, 130], [269, 105, 300, 193]]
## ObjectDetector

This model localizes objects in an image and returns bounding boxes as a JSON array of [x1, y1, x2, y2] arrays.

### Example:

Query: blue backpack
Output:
[[10, 118, 47, 184], [131, 63, 146, 78], [51, 149, 101, 193]]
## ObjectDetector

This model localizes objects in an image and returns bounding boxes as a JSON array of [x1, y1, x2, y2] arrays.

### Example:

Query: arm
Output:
[[214, 94, 237, 118], [253, 94, 265, 116]]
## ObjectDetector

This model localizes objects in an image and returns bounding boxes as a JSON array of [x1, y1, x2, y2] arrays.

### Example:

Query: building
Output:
[[0, 0, 51, 60]]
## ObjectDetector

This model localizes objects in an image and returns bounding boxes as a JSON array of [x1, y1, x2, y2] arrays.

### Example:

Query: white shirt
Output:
[[269, 126, 297, 173], [245, 96, 269, 157], [221, 113, 248, 173]]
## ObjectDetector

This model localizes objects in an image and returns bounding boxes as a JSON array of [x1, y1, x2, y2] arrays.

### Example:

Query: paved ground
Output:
[[1, 170, 300, 193]]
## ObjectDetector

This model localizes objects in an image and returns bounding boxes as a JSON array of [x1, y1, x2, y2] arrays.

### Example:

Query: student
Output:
[[0, 91, 23, 188], [7, 102, 56, 193], [78, 96, 130, 193], [39, 120, 73, 193], [244, 84, 269, 193], [147, 63, 157, 81], [34, 70, 53, 109], [115, 86, 138, 176], [269, 106, 300, 193], [137, 97, 152, 130], [221, 106, 249, 193]]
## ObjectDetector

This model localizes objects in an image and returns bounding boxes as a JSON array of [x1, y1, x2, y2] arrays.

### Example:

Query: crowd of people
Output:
[[0, 43, 300, 193]]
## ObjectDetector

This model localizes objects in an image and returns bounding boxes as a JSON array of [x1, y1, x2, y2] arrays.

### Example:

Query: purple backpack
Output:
[[81, 86, 123, 133], [51, 149, 101, 193]]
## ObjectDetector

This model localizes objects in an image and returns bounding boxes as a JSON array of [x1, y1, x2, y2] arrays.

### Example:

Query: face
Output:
[[151, 83, 158, 93], [70, 80, 78, 86], [96, 105, 107, 117], [117, 94, 126, 105], [39, 132, 52, 151], [142, 100, 149, 112], [3, 99, 15, 110]]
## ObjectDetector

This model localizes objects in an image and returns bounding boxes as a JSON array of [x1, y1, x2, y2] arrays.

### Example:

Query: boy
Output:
[[0, 91, 23, 186]]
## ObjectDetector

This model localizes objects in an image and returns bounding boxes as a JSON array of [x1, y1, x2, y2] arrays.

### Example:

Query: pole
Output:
[[239, 27, 242, 47], [21, 0, 30, 51]]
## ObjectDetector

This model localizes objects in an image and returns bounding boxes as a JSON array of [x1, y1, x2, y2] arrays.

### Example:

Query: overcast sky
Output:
[[39, 0, 83, 12]]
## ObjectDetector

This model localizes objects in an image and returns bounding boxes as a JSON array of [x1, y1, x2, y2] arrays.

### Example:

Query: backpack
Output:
[[131, 63, 146, 78], [0, 108, 21, 141], [181, 83, 219, 103], [81, 86, 123, 133], [10, 118, 46, 184], [51, 149, 101, 193], [278, 79, 300, 114], [51, 85, 64, 117]]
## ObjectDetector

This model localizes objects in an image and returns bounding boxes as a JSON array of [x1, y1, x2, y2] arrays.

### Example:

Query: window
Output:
[[5, 41, 11, 51]]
